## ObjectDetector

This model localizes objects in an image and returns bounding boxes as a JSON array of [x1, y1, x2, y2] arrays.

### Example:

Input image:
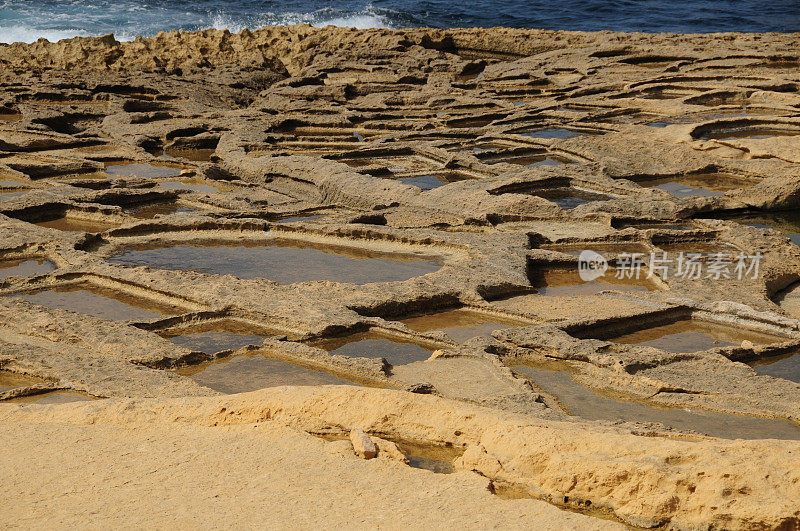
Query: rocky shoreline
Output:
[[2, 26, 800, 527]]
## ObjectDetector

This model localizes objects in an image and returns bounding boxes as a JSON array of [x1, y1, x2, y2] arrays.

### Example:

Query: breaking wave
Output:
[[207, 5, 410, 32], [1, 0, 799, 44], [0, 25, 91, 44]]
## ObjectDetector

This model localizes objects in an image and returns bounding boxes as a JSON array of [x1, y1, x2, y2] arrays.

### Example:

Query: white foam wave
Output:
[[0, 5, 400, 45], [207, 5, 398, 34], [0, 25, 91, 44], [311, 13, 393, 29]]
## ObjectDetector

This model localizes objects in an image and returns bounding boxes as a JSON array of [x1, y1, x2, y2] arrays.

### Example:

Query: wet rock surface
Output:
[[2, 26, 800, 527]]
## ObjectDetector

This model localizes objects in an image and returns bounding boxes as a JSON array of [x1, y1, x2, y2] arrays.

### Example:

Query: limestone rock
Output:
[[373, 437, 408, 463], [349, 428, 377, 459]]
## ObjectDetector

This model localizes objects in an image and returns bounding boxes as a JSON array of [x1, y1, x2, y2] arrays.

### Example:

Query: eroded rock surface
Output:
[[2, 26, 800, 527]]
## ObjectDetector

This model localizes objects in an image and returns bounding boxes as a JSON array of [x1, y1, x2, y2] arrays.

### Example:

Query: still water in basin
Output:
[[396, 174, 452, 191], [105, 163, 182, 179], [636, 173, 755, 198], [107, 240, 442, 285], [0, 189, 30, 201], [160, 320, 280, 354], [0, 370, 96, 404], [719, 210, 800, 246], [529, 268, 657, 296], [35, 217, 119, 233], [9, 390, 95, 404], [163, 147, 216, 161], [399, 308, 526, 343], [697, 126, 800, 140], [176, 354, 353, 394], [607, 319, 782, 353], [750, 352, 800, 384], [0, 258, 55, 280], [313, 331, 435, 366], [0, 370, 41, 392], [518, 128, 584, 140], [12, 284, 181, 321], [513, 364, 800, 440], [126, 201, 198, 219]]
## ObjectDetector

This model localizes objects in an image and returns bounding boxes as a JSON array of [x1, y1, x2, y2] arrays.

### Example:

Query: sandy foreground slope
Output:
[[2, 386, 799, 529]]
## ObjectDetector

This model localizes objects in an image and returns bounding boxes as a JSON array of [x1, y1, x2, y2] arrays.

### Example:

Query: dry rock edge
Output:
[[0, 386, 797, 529]]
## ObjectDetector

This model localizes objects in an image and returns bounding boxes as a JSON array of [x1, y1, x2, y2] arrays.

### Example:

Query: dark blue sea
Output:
[[2, 0, 800, 44]]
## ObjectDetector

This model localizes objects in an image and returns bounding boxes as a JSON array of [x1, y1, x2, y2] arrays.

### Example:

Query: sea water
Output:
[[2, 0, 799, 44]]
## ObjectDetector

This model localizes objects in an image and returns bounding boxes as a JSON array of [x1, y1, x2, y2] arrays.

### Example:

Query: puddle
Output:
[[529, 268, 657, 296], [0, 190, 30, 201], [11, 284, 182, 321], [525, 156, 568, 167], [607, 319, 783, 353], [9, 390, 95, 405], [646, 121, 671, 128], [312, 331, 435, 365], [530, 188, 613, 210], [512, 363, 800, 440], [176, 353, 353, 394], [0, 258, 56, 280], [636, 173, 755, 197], [160, 320, 273, 354], [718, 211, 800, 246], [446, 116, 496, 128], [35, 217, 120, 233], [395, 174, 465, 191], [399, 308, 527, 343], [750, 351, 800, 383], [1, 181, 31, 199], [105, 163, 182, 179], [159, 180, 220, 194], [697, 125, 800, 140], [163, 147, 215, 161], [107, 240, 442, 285], [648, 182, 723, 198], [319, 433, 460, 473], [126, 201, 198, 219], [517, 128, 585, 140], [0, 370, 42, 392], [394, 440, 461, 473], [1, 371, 94, 405]]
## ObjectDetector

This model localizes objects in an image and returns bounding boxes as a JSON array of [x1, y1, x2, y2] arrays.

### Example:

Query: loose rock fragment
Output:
[[349, 428, 377, 459], [373, 437, 409, 463]]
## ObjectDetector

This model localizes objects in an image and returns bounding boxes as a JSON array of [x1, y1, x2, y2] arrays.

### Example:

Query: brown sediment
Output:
[[2, 25, 800, 528]]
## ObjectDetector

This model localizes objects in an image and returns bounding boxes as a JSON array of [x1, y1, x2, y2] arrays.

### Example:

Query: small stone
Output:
[[741, 340, 754, 349], [407, 383, 436, 394], [429, 349, 446, 360], [373, 437, 408, 463], [349, 428, 377, 459]]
